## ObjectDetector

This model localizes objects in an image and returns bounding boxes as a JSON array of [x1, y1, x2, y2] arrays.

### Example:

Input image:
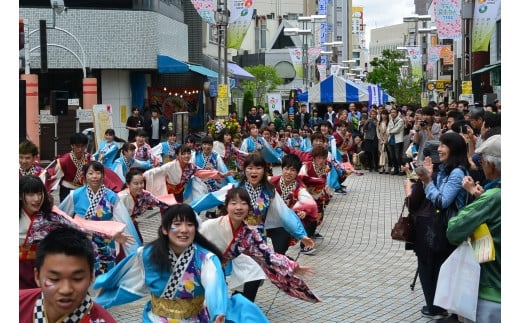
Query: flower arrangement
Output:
[[207, 117, 240, 138], [223, 117, 240, 136]]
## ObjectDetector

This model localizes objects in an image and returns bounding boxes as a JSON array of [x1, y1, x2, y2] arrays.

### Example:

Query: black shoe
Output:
[[391, 171, 399, 175], [334, 188, 347, 194], [421, 306, 449, 320], [398, 171, 406, 176], [312, 233, 324, 239]]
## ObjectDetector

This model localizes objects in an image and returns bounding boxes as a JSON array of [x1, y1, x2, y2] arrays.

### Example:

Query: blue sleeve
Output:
[[425, 168, 465, 209]]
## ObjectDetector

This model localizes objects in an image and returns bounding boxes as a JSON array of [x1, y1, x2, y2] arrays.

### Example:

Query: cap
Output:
[[475, 134, 500, 158]]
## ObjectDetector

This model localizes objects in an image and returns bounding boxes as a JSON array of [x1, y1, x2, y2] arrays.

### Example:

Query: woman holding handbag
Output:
[[415, 131, 471, 319]]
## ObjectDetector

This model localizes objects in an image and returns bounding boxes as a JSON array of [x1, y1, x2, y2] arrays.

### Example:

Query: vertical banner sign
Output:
[[427, 46, 443, 70], [190, 0, 217, 25], [289, 48, 304, 78], [93, 104, 113, 151], [266, 92, 282, 120], [472, 0, 501, 52], [440, 45, 454, 65], [288, 89, 297, 120], [216, 84, 229, 117], [368, 85, 382, 107], [227, 0, 255, 49], [308, 47, 322, 66], [406, 47, 423, 79], [433, 0, 462, 40]]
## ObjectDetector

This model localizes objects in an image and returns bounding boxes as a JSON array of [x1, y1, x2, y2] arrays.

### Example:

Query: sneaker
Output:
[[334, 188, 347, 194], [300, 247, 316, 255], [421, 306, 449, 319], [312, 233, 324, 239]]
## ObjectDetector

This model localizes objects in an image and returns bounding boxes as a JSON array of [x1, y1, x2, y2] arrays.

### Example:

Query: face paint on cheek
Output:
[[43, 279, 55, 288], [169, 225, 177, 232]]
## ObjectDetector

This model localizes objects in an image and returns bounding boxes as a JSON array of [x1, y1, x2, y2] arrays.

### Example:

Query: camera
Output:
[[420, 120, 427, 127]]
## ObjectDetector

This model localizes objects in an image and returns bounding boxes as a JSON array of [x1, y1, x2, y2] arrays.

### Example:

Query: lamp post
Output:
[[215, 0, 229, 118], [285, 15, 326, 91], [403, 14, 431, 105]]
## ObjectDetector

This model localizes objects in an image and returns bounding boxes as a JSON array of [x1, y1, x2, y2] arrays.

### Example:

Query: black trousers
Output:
[[417, 255, 447, 312], [388, 142, 403, 172], [266, 227, 292, 255]]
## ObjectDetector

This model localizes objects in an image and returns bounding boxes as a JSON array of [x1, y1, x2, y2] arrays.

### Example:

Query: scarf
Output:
[[312, 161, 328, 178], [162, 245, 195, 299], [84, 184, 106, 220], [20, 165, 37, 176], [280, 177, 297, 201], [70, 152, 87, 185], [34, 292, 96, 323]]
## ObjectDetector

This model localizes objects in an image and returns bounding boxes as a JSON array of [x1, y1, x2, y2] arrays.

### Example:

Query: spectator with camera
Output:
[[413, 107, 441, 167]]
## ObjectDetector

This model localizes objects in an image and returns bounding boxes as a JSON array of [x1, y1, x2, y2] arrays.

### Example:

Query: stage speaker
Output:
[[50, 90, 69, 116], [20, 79, 26, 141]]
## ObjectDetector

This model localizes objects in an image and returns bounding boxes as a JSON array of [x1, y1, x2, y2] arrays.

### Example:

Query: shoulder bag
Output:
[[391, 198, 414, 243]]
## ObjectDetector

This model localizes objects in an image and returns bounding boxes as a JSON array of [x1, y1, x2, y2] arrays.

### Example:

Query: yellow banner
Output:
[[462, 81, 473, 95], [216, 84, 229, 117]]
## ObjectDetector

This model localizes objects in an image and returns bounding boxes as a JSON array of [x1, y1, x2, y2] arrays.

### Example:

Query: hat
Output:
[[475, 134, 500, 158]]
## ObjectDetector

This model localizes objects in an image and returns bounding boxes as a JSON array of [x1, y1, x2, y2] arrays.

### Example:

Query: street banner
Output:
[[368, 84, 382, 108], [289, 48, 304, 78], [427, 46, 443, 70], [216, 84, 229, 117], [472, 0, 501, 52], [433, 0, 462, 40], [190, 0, 217, 25], [440, 45, 453, 65], [406, 47, 422, 79], [317, 64, 327, 81], [267, 92, 282, 119], [308, 47, 322, 66], [227, 0, 255, 49], [92, 104, 113, 151]]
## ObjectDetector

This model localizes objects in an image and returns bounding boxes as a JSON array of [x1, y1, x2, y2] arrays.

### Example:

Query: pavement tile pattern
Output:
[[107, 168, 442, 322]]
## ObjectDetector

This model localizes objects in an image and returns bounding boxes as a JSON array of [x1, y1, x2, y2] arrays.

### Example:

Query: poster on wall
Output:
[[266, 92, 282, 120], [92, 104, 113, 151]]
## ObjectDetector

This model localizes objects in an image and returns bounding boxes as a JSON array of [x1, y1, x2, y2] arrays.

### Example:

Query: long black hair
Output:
[[439, 132, 470, 174], [19, 175, 52, 217], [148, 204, 224, 272]]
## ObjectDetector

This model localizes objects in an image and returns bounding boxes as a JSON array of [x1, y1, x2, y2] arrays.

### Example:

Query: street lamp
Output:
[[215, 0, 229, 118]]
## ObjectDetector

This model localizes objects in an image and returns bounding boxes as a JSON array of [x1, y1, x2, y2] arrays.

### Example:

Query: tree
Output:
[[366, 49, 421, 106], [242, 65, 283, 108]]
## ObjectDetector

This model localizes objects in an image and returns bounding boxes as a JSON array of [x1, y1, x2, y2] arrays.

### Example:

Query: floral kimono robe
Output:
[[200, 216, 321, 303], [59, 185, 141, 276], [94, 244, 268, 323]]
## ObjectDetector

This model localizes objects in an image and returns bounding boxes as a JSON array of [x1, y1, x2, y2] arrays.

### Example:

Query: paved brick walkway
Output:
[[106, 168, 441, 322]]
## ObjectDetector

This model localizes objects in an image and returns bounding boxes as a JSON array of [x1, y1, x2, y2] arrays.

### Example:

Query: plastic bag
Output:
[[434, 240, 480, 321]]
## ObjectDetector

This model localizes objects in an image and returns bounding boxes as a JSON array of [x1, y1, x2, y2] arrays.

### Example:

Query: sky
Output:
[[353, 0, 416, 45]]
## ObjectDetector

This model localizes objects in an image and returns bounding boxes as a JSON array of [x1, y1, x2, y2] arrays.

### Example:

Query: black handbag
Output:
[[391, 199, 415, 243]]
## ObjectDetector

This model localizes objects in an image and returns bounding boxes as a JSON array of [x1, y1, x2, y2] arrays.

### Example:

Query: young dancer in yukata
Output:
[[19, 175, 129, 289], [111, 142, 152, 183], [59, 161, 141, 276], [94, 204, 269, 323], [200, 187, 320, 303], [93, 128, 125, 169], [19, 227, 117, 323]]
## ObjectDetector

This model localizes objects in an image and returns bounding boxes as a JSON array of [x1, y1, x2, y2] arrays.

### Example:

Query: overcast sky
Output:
[[353, 0, 416, 45]]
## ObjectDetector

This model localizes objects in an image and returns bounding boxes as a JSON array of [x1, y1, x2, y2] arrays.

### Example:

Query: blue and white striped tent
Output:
[[305, 75, 369, 103]]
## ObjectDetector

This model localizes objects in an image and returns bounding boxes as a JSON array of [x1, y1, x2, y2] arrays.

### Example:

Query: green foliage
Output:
[[242, 65, 283, 105], [366, 49, 421, 106], [242, 90, 254, 121]]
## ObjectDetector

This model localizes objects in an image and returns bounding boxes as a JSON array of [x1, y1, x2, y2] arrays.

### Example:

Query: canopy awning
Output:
[[188, 64, 218, 78], [227, 62, 255, 80], [157, 55, 189, 73], [472, 63, 501, 75], [157, 55, 218, 78]]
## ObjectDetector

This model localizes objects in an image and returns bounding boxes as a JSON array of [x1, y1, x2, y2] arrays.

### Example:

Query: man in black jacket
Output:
[[295, 104, 310, 130], [145, 106, 169, 147]]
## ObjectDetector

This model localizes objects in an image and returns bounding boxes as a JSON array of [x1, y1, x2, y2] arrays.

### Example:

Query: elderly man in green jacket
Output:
[[446, 134, 501, 323]]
